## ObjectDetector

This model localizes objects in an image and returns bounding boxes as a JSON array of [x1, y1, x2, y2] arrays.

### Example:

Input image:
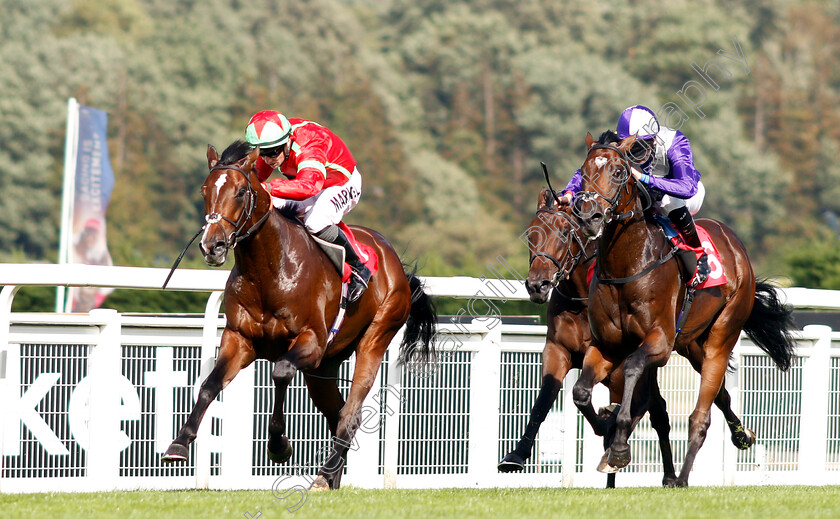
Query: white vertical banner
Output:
[[56, 99, 116, 313]]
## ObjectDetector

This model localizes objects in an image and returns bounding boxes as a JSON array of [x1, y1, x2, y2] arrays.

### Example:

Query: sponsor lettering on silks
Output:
[[330, 186, 359, 212]]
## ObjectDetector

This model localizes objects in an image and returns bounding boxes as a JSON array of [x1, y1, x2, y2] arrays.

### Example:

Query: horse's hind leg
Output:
[[163, 330, 256, 462], [312, 326, 399, 491], [499, 345, 571, 472], [715, 385, 756, 450], [267, 359, 297, 464], [675, 336, 737, 487], [685, 352, 755, 450]]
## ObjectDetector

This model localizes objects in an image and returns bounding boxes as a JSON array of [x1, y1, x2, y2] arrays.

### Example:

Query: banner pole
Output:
[[56, 98, 79, 313]]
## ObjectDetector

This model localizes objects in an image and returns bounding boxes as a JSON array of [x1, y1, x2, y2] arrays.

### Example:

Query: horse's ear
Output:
[[244, 146, 260, 169], [207, 145, 219, 169], [585, 132, 595, 149], [537, 188, 552, 209], [619, 135, 638, 154]]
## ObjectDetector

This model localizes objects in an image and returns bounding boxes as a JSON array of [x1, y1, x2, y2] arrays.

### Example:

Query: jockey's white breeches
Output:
[[654, 180, 705, 216], [272, 168, 362, 233]]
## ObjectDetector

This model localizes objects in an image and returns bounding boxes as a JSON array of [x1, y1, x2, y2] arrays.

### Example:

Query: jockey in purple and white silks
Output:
[[562, 105, 710, 286]]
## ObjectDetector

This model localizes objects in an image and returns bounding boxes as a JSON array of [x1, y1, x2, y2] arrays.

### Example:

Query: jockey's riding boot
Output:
[[668, 206, 710, 287], [331, 228, 372, 302]]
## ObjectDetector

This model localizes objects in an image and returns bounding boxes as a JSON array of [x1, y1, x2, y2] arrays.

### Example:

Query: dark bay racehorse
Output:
[[498, 187, 677, 487], [572, 131, 795, 487], [162, 141, 436, 491]]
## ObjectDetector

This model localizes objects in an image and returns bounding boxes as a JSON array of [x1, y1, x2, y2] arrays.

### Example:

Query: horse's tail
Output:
[[742, 280, 797, 371], [399, 265, 437, 373]]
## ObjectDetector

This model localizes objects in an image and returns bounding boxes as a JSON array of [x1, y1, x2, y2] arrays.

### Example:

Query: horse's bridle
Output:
[[575, 143, 653, 227], [576, 142, 678, 286], [529, 207, 594, 300], [163, 162, 271, 289], [204, 163, 271, 250]]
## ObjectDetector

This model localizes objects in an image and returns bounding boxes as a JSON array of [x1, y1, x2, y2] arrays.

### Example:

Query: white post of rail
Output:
[[561, 368, 579, 487], [87, 308, 122, 489], [346, 353, 384, 488], [798, 325, 831, 483], [0, 285, 21, 492], [467, 318, 501, 487], [195, 290, 224, 489], [382, 331, 404, 489], [722, 337, 742, 485]]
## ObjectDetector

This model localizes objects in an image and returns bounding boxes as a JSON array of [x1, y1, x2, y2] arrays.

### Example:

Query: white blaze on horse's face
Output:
[[594, 156, 608, 169], [215, 173, 228, 197]]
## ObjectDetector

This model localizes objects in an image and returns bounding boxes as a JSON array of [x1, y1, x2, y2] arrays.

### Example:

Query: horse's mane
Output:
[[215, 140, 299, 222], [597, 129, 621, 145], [219, 140, 253, 165]]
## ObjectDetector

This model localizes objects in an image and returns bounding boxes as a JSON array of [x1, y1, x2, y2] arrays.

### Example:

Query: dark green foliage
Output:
[[1, 0, 839, 314]]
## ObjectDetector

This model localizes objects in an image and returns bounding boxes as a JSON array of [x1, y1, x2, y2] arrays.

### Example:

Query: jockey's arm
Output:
[[264, 168, 326, 200], [638, 132, 699, 199], [562, 169, 583, 202]]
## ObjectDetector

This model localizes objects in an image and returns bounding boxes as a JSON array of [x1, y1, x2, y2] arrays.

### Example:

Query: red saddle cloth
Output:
[[586, 224, 726, 289], [674, 225, 727, 289], [338, 222, 379, 283]]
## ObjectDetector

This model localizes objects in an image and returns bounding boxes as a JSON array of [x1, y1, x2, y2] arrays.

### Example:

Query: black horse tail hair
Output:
[[742, 279, 797, 371], [399, 264, 438, 374]]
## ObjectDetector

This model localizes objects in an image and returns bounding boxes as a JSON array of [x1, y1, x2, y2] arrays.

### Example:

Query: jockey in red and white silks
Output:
[[245, 110, 370, 301]]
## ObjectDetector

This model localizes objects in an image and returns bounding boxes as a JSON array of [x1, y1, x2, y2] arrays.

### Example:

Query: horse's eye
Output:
[[236, 187, 247, 198]]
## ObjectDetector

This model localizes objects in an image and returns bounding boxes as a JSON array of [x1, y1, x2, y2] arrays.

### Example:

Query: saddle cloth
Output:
[[654, 215, 727, 289], [337, 222, 379, 283]]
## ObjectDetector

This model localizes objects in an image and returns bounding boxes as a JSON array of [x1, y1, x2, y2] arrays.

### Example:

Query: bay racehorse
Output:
[[162, 141, 437, 491], [572, 130, 795, 486], [498, 187, 677, 487], [500, 185, 759, 486]]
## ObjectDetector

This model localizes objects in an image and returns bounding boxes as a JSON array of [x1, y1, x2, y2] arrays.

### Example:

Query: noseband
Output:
[[205, 163, 271, 250]]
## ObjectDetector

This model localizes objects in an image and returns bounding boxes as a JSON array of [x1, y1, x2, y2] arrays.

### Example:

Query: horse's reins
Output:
[[529, 207, 593, 301], [578, 142, 677, 286], [163, 163, 270, 289], [531, 162, 593, 301], [578, 141, 697, 336]]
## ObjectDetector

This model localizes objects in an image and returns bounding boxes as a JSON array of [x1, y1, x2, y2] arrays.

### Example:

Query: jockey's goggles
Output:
[[259, 146, 283, 158]]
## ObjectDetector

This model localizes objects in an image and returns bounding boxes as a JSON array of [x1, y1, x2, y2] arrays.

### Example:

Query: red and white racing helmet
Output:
[[245, 110, 292, 148]]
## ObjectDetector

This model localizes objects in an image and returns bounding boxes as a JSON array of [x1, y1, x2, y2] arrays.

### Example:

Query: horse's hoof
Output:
[[662, 475, 678, 487], [598, 403, 620, 418], [498, 452, 526, 472], [732, 428, 756, 450], [309, 475, 331, 492], [605, 445, 631, 471], [267, 436, 293, 464], [161, 443, 189, 463], [596, 449, 621, 473]]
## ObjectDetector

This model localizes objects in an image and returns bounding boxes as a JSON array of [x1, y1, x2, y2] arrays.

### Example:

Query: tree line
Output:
[[1, 0, 839, 312]]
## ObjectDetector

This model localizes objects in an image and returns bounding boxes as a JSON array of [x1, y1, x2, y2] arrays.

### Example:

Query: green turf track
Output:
[[1, 486, 839, 519]]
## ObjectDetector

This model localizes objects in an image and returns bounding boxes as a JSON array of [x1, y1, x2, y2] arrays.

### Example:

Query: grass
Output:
[[1, 486, 839, 519]]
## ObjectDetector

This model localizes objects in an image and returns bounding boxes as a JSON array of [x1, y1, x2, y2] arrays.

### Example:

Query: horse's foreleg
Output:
[[162, 331, 255, 462], [267, 359, 297, 464], [573, 347, 616, 437], [602, 329, 671, 473]]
